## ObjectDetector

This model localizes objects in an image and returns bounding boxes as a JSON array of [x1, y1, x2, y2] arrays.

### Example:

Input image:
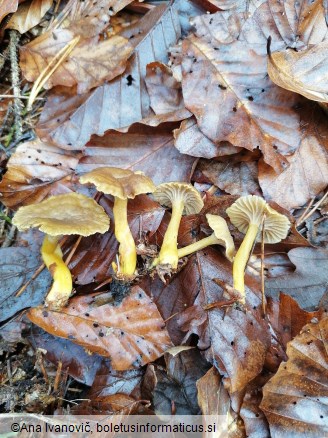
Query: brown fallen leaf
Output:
[[0, 0, 18, 25], [261, 318, 328, 438], [174, 117, 241, 158], [58, 0, 134, 39], [6, 0, 53, 34], [20, 30, 133, 93], [27, 286, 172, 370], [0, 138, 82, 208], [258, 128, 328, 211], [196, 157, 261, 196], [36, 4, 182, 147], [28, 326, 103, 386], [87, 360, 143, 399], [266, 248, 328, 310], [142, 349, 209, 415], [0, 125, 196, 209], [180, 0, 328, 174]]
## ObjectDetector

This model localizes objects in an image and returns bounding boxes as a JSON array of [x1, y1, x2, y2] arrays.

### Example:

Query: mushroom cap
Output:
[[79, 167, 156, 199], [153, 182, 204, 215], [226, 195, 290, 243], [12, 193, 110, 236], [206, 214, 235, 261]]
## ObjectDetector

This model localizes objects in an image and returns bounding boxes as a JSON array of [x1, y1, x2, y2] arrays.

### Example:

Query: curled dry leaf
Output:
[[174, 117, 241, 158], [266, 248, 328, 310], [261, 318, 328, 438], [6, 0, 53, 34], [27, 286, 172, 371], [20, 30, 133, 93], [36, 4, 182, 147]]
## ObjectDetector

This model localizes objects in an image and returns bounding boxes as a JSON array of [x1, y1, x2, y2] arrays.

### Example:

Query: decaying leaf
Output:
[[0, 0, 18, 24], [174, 117, 241, 158], [0, 246, 51, 322], [261, 318, 328, 438], [266, 248, 328, 310], [258, 131, 328, 210], [29, 326, 103, 386], [0, 126, 196, 209], [144, 349, 209, 415], [36, 4, 181, 147], [27, 287, 172, 370], [197, 157, 261, 196], [6, 0, 53, 34], [20, 30, 133, 93]]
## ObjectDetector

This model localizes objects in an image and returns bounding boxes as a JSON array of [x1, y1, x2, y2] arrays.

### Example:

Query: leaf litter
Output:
[[0, 0, 327, 433]]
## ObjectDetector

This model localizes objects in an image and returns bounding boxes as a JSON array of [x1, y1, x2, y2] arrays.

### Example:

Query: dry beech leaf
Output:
[[266, 248, 328, 310], [0, 139, 82, 208], [258, 131, 328, 210], [6, 0, 53, 34], [180, 0, 328, 173], [261, 318, 328, 438], [268, 38, 328, 104], [58, 0, 134, 38], [174, 117, 241, 158], [29, 326, 103, 386], [20, 30, 133, 93], [197, 158, 261, 196], [87, 360, 143, 399], [0, 126, 196, 209], [27, 287, 172, 371], [71, 393, 148, 415], [36, 4, 182, 148], [145, 61, 191, 117], [265, 293, 324, 372], [0, 0, 18, 24], [146, 349, 209, 415], [0, 246, 51, 322]]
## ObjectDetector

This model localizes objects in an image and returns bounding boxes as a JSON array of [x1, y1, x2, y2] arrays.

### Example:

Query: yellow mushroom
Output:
[[79, 167, 155, 279], [177, 214, 235, 261], [12, 193, 110, 309], [226, 195, 290, 303], [152, 182, 204, 269]]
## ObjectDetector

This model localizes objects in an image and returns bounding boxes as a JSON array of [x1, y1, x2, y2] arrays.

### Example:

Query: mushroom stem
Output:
[[177, 234, 219, 258], [113, 197, 136, 277], [41, 235, 72, 308], [233, 223, 259, 302], [157, 199, 185, 269]]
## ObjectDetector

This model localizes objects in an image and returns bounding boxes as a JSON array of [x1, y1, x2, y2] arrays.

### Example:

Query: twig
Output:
[[9, 30, 24, 141], [261, 214, 266, 316], [1, 224, 17, 248], [0, 94, 45, 100], [27, 36, 80, 111], [64, 235, 82, 266], [300, 190, 328, 225], [296, 196, 315, 227]]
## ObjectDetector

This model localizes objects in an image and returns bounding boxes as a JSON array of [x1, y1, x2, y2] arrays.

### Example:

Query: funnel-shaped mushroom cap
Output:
[[153, 182, 204, 215], [226, 195, 290, 243], [206, 214, 235, 261], [12, 193, 110, 236], [79, 167, 156, 199]]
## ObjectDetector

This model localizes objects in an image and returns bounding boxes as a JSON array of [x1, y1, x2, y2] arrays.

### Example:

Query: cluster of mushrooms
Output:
[[12, 167, 290, 310]]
